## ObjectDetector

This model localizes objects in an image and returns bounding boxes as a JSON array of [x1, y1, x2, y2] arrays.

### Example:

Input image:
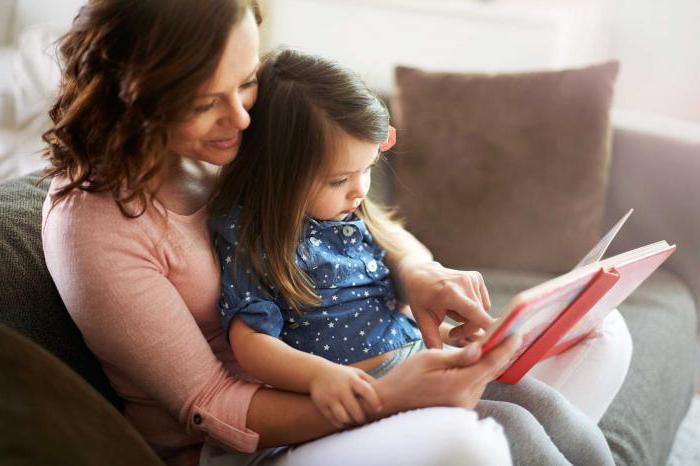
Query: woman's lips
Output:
[[206, 136, 239, 150]]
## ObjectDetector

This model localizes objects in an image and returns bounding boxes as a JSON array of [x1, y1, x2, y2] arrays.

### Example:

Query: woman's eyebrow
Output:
[[242, 65, 259, 83], [197, 65, 259, 98]]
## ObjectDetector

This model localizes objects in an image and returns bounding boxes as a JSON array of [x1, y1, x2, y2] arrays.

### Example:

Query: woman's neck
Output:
[[156, 156, 220, 216]]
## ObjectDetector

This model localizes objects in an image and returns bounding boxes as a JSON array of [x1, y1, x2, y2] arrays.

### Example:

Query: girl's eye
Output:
[[193, 99, 217, 113], [330, 178, 348, 187]]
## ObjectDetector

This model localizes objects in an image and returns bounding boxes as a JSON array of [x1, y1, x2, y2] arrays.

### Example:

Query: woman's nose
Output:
[[220, 98, 251, 130]]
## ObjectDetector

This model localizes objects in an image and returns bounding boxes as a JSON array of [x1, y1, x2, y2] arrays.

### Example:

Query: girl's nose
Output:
[[349, 183, 366, 202]]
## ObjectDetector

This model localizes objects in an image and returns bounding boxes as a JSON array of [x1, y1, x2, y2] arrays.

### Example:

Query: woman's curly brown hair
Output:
[[43, 0, 261, 217]]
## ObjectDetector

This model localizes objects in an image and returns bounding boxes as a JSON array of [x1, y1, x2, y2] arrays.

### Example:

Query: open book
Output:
[[481, 209, 676, 384]]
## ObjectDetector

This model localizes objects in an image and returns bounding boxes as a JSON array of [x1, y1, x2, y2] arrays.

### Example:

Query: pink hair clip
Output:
[[379, 125, 396, 152]]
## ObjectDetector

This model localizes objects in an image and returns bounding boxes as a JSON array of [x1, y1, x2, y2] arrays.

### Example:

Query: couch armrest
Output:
[[605, 109, 700, 329]]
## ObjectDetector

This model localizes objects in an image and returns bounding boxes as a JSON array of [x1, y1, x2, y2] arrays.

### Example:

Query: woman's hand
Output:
[[370, 334, 521, 416], [398, 260, 493, 348], [309, 364, 383, 429], [439, 321, 486, 347]]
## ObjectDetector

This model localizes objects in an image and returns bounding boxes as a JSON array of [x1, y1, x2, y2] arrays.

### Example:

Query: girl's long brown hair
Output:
[[43, 0, 261, 217], [212, 49, 405, 313]]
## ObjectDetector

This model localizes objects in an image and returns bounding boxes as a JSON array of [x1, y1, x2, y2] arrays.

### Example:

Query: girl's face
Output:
[[168, 10, 260, 166], [307, 132, 380, 221]]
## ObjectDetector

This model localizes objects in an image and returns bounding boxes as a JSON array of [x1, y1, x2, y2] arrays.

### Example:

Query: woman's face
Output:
[[169, 9, 260, 165]]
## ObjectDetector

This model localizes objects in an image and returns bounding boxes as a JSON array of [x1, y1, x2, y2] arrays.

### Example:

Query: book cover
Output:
[[481, 210, 676, 384]]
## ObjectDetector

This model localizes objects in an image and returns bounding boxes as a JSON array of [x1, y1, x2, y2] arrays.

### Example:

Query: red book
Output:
[[481, 210, 675, 384]]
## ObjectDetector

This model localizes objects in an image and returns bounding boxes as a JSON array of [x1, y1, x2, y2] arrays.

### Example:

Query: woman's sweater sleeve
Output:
[[42, 192, 262, 453]]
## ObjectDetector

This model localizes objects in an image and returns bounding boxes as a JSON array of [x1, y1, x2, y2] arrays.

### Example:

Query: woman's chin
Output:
[[188, 146, 240, 166]]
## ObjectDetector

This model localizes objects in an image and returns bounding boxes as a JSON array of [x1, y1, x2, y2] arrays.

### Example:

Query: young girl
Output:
[[210, 49, 614, 464]]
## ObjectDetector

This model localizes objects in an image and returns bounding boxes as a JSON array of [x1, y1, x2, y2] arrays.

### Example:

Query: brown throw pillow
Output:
[[391, 62, 619, 273]]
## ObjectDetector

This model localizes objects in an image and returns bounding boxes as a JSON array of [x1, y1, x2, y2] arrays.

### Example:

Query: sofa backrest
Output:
[[0, 171, 123, 410]]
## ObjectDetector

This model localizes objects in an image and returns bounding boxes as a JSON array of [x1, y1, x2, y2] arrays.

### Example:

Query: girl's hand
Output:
[[398, 260, 493, 348], [369, 334, 521, 417], [309, 365, 382, 428]]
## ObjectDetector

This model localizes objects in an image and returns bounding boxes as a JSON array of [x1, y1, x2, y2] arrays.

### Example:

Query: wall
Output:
[[260, 0, 700, 124], [609, 0, 700, 123]]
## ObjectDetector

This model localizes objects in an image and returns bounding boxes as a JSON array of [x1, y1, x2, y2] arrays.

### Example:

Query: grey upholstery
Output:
[[0, 172, 122, 410], [604, 115, 700, 332]]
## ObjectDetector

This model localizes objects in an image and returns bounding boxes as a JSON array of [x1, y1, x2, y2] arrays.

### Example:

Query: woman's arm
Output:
[[247, 333, 522, 448], [382, 224, 494, 348], [43, 193, 262, 453]]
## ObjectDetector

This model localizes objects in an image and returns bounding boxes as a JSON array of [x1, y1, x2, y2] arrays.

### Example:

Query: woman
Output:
[[41, 1, 630, 465]]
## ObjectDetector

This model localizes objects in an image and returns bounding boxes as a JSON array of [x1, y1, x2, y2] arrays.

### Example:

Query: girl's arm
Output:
[[231, 317, 336, 392], [231, 318, 382, 427]]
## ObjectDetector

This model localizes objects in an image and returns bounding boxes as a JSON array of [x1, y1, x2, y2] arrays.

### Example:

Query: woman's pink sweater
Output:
[[42, 177, 261, 464]]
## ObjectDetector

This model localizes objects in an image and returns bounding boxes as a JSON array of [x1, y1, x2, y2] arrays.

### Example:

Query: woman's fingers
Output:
[[479, 276, 492, 310], [472, 333, 522, 382], [424, 342, 482, 368], [438, 284, 492, 328], [447, 321, 486, 345], [414, 310, 444, 349]]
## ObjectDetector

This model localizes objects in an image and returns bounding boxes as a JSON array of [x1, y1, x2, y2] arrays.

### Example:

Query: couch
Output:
[[1, 106, 698, 465]]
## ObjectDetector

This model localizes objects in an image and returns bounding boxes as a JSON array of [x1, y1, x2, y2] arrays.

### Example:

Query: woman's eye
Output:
[[330, 178, 348, 187], [241, 79, 258, 89], [193, 99, 217, 113]]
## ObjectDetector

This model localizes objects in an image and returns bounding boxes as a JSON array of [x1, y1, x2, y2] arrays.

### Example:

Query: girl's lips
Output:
[[206, 137, 239, 150]]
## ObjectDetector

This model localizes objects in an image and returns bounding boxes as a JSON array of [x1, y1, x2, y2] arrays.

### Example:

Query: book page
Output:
[[573, 209, 634, 270], [557, 242, 674, 348]]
